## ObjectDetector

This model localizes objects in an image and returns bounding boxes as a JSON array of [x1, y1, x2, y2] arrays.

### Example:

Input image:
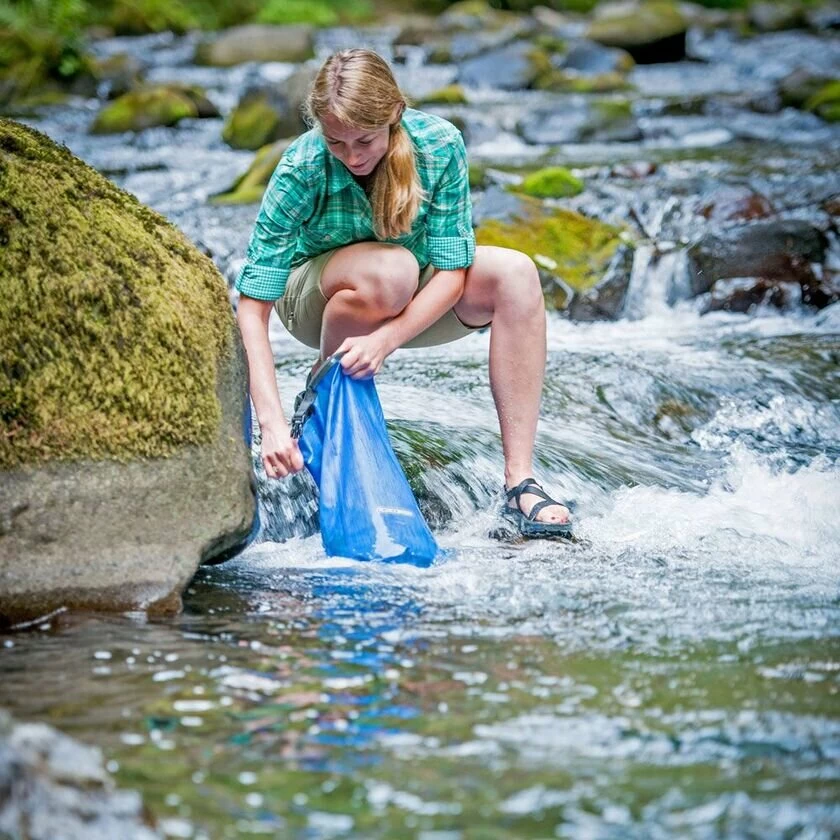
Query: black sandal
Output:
[[502, 477, 573, 539]]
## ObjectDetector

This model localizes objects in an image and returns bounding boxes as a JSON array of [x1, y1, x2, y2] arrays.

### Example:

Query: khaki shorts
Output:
[[275, 245, 485, 350]]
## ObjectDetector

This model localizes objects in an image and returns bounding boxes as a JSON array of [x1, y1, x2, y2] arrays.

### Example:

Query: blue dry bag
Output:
[[291, 355, 439, 567]]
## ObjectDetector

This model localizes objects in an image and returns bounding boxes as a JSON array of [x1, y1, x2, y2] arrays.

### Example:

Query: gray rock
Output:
[[458, 40, 540, 90], [703, 276, 802, 313], [587, 0, 688, 63], [687, 220, 828, 296], [562, 39, 633, 75], [749, 2, 807, 32], [566, 244, 634, 321], [518, 100, 640, 144], [0, 710, 162, 839], [195, 24, 314, 67]]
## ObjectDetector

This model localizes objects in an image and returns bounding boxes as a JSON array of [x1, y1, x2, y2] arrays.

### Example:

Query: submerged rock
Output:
[[0, 709, 162, 839], [0, 119, 255, 625]]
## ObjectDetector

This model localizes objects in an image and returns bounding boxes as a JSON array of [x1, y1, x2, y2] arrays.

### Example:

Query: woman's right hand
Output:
[[260, 421, 305, 478]]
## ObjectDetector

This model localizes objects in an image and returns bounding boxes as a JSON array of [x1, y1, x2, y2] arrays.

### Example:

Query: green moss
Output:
[[475, 198, 623, 303], [211, 139, 290, 204], [417, 84, 468, 106], [222, 96, 281, 150], [515, 166, 584, 199], [535, 69, 632, 93], [0, 119, 233, 468], [91, 86, 200, 134], [804, 80, 840, 122]]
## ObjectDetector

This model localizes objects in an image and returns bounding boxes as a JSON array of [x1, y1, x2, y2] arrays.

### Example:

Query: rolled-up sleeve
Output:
[[425, 135, 475, 271], [236, 158, 311, 300]]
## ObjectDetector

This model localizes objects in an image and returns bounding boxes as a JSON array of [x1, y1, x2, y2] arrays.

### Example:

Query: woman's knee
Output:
[[344, 246, 420, 315], [479, 247, 543, 313]]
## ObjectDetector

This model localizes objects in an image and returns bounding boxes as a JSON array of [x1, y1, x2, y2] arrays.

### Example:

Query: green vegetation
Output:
[[475, 197, 623, 305], [256, 0, 374, 26], [515, 166, 584, 199], [0, 119, 234, 467], [222, 96, 282, 150]]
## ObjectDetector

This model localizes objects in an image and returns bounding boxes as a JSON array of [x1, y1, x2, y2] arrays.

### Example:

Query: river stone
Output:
[[0, 710, 161, 839], [562, 40, 635, 75], [703, 277, 802, 313], [194, 24, 314, 67], [0, 119, 255, 625], [518, 98, 640, 144], [458, 40, 541, 90], [223, 65, 315, 150], [586, 1, 688, 64], [473, 188, 630, 316], [686, 220, 828, 297], [694, 185, 776, 223], [749, 2, 807, 32], [91, 84, 219, 134]]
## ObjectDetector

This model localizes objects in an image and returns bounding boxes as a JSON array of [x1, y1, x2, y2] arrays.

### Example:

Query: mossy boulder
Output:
[[106, 0, 199, 35], [586, 1, 688, 63], [194, 24, 314, 67], [91, 84, 219, 134], [417, 84, 469, 106], [222, 66, 315, 150], [212, 139, 292, 204], [474, 187, 628, 313], [515, 166, 584, 199], [0, 119, 255, 624]]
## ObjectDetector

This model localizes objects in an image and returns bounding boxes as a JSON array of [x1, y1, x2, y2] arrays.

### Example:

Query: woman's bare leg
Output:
[[319, 242, 419, 357], [454, 246, 569, 525]]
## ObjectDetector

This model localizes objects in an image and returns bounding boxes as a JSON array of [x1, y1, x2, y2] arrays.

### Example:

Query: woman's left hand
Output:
[[335, 327, 397, 379]]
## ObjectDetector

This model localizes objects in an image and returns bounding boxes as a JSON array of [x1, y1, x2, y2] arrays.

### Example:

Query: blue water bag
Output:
[[292, 356, 439, 567]]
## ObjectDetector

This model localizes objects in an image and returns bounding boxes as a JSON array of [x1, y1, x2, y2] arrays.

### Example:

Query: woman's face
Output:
[[320, 111, 391, 177]]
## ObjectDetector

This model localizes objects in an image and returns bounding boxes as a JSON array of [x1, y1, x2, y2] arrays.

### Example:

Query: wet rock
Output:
[[566, 243, 635, 321], [686, 219, 828, 297], [703, 276, 802, 313], [223, 64, 314, 150], [439, 0, 522, 31], [91, 53, 144, 100], [694, 185, 776, 223], [458, 40, 541, 90], [749, 2, 807, 32], [0, 709, 161, 839], [212, 138, 293, 204], [518, 97, 640, 144], [194, 24, 314, 67], [91, 84, 219, 134], [778, 68, 835, 108], [562, 39, 635, 75], [587, 0, 688, 64], [805, 1, 840, 30], [0, 120, 255, 625], [610, 161, 657, 178], [474, 188, 630, 316]]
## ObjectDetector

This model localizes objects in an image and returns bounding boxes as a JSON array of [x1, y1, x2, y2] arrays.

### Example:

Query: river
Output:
[[1, 18, 839, 840]]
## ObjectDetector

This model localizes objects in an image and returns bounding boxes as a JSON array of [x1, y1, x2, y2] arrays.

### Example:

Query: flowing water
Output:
[[2, 22, 840, 840]]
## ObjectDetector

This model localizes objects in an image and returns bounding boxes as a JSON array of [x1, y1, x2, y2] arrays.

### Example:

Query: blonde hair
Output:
[[305, 49, 423, 240]]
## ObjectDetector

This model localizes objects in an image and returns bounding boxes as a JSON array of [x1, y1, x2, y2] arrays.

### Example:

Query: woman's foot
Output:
[[503, 477, 572, 538]]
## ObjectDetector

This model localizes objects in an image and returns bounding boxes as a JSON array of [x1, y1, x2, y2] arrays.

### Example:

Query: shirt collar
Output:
[[323, 140, 355, 193]]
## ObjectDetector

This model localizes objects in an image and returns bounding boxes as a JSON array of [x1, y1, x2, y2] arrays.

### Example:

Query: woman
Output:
[[236, 48, 571, 537]]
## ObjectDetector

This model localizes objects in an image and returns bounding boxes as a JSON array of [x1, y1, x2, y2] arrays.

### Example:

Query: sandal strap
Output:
[[504, 477, 540, 503], [505, 478, 568, 519]]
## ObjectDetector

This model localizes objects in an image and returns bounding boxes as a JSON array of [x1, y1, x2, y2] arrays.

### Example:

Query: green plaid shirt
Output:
[[236, 109, 475, 300]]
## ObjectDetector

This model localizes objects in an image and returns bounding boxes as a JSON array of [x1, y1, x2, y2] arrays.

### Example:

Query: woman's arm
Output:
[[237, 295, 304, 477], [336, 268, 465, 378]]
